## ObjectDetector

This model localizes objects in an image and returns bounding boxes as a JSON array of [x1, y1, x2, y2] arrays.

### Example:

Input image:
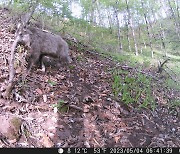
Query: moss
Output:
[[8, 117, 22, 140]]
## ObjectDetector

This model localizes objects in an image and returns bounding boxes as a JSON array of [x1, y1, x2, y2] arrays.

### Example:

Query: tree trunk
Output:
[[107, 10, 113, 34], [147, 2, 158, 41], [174, 0, 180, 27], [114, 6, 123, 53], [90, 0, 96, 24], [125, 0, 138, 55], [167, 0, 180, 39], [95, 0, 103, 26], [137, 21, 147, 53], [159, 23, 167, 56], [141, 0, 154, 58], [125, 14, 132, 52], [150, 0, 167, 55]]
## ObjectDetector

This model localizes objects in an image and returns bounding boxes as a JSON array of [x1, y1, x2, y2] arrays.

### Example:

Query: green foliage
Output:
[[76, 55, 84, 62], [169, 99, 180, 109], [48, 79, 57, 87], [69, 65, 75, 70], [52, 99, 68, 113], [166, 78, 180, 91], [112, 70, 155, 110]]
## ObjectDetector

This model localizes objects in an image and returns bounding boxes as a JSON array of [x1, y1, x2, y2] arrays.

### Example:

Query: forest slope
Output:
[[0, 8, 179, 148]]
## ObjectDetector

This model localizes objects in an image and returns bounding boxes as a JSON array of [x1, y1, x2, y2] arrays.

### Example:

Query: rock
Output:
[[0, 116, 22, 142]]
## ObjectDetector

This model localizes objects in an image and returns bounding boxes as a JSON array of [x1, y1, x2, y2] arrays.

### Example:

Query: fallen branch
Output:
[[157, 58, 170, 73], [69, 104, 84, 112], [2, 36, 19, 98], [3, 3, 38, 99]]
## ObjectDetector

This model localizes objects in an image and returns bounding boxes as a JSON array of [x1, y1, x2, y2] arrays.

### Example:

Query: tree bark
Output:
[[95, 0, 103, 26], [90, 0, 96, 24], [159, 23, 167, 56], [125, 0, 138, 55], [125, 14, 132, 52], [147, 1, 158, 41], [137, 21, 147, 53], [141, 0, 154, 58], [107, 10, 113, 34], [114, 6, 123, 52]]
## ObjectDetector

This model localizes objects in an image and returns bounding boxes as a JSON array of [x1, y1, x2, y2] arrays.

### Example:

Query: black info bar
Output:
[[0, 147, 179, 154]]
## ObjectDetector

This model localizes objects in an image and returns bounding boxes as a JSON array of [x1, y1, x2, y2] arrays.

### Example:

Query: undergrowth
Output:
[[112, 69, 155, 110]]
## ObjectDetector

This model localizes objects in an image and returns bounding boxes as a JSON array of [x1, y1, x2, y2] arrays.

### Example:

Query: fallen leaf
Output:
[[36, 88, 43, 95], [83, 104, 90, 113], [114, 136, 121, 143], [40, 133, 54, 148]]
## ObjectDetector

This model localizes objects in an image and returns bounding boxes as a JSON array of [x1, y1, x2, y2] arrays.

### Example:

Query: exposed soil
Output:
[[0, 8, 179, 148]]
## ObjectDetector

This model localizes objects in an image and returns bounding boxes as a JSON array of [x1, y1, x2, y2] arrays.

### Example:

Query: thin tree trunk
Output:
[[125, 16, 132, 52], [125, 0, 138, 55], [174, 0, 180, 27], [90, 0, 96, 24], [159, 23, 167, 56], [114, 6, 123, 52], [131, 19, 138, 56], [147, 2, 157, 41], [137, 21, 147, 53], [142, 37, 147, 49], [150, 0, 167, 54], [107, 10, 113, 34], [95, 0, 103, 26], [141, 0, 154, 58], [167, 0, 180, 39]]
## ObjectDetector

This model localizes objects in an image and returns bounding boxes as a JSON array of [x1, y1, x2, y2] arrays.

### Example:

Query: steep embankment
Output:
[[0, 8, 179, 147]]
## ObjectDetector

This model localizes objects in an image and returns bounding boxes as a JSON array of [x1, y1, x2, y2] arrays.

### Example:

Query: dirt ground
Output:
[[0, 8, 179, 148]]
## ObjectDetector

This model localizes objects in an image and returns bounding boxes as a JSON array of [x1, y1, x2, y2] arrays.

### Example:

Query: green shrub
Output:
[[112, 70, 155, 110]]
